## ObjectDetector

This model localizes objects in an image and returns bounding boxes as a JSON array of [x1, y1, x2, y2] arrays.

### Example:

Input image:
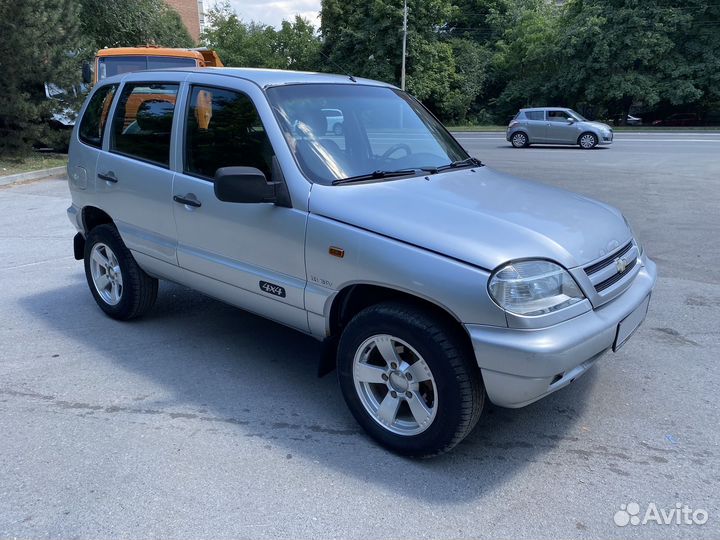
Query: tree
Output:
[[673, 0, 720, 116], [556, 0, 700, 123], [0, 0, 82, 155], [487, 0, 562, 120], [201, 3, 321, 71], [79, 0, 194, 51], [320, 0, 491, 122]]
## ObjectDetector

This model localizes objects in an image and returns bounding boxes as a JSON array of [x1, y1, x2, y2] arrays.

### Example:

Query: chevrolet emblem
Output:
[[615, 257, 627, 273]]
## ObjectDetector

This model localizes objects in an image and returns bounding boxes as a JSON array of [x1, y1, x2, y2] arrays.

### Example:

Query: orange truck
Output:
[[87, 46, 223, 84]]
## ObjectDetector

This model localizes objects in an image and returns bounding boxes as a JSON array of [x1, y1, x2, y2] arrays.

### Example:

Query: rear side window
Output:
[[184, 86, 275, 180], [110, 83, 179, 167], [78, 84, 117, 148], [525, 110, 544, 121]]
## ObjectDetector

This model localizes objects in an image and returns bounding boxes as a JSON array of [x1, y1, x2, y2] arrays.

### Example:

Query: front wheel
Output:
[[84, 224, 158, 320], [337, 302, 484, 457], [578, 132, 598, 149]]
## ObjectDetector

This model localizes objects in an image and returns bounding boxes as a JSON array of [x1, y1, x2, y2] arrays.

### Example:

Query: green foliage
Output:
[[201, 3, 321, 71], [0, 0, 82, 156], [320, 0, 491, 122], [79, 0, 194, 50]]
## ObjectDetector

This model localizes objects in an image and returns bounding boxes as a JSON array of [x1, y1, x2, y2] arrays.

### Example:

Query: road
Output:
[[1, 131, 718, 539]]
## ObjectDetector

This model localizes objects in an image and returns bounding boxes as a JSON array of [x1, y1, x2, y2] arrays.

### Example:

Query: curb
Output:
[[0, 166, 67, 187]]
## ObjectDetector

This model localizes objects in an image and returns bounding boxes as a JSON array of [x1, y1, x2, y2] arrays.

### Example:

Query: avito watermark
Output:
[[614, 502, 709, 527]]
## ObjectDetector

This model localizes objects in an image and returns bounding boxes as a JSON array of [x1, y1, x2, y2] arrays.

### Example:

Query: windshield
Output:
[[266, 84, 469, 185], [98, 56, 198, 81], [568, 109, 588, 122]]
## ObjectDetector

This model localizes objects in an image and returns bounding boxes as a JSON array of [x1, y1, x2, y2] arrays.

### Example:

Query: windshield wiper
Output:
[[331, 169, 419, 185], [421, 157, 483, 174]]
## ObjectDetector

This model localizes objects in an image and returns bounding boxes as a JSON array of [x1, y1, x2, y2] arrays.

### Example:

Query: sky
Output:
[[225, 0, 322, 28]]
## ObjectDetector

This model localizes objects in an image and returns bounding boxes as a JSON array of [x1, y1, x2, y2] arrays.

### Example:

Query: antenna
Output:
[[318, 50, 356, 82]]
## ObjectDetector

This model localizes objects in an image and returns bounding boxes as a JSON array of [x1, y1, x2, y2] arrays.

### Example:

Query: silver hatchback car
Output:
[[67, 68, 654, 456], [507, 107, 614, 149]]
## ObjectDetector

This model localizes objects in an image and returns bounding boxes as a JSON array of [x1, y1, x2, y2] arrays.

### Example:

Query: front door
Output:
[[95, 79, 181, 265], [171, 79, 309, 331], [546, 110, 577, 144]]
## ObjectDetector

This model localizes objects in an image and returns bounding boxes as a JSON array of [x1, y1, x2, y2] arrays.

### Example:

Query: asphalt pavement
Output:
[[0, 131, 718, 539]]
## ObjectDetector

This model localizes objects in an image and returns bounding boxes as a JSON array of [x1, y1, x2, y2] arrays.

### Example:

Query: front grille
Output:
[[583, 240, 639, 296], [595, 257, 637, 292], [584, 241, 633, 275]]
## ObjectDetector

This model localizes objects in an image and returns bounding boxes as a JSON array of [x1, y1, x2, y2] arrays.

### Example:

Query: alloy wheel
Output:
[[89, 243, 123, 306], [352, 334, 438, 436]]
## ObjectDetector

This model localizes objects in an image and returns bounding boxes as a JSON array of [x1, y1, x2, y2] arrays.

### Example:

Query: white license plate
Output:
[[613, 294, 651, 351]]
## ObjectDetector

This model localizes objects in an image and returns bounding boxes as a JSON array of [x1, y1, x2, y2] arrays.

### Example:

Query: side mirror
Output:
[[567, 117, 576, 124], [214, 167, 276, 204], [82, 61, 93, 85]]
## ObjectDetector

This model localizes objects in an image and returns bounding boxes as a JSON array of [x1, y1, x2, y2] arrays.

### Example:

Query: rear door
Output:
[[523, 110, 547, 142], [171, 76, 309, 331], [95, 75, 181, 265]]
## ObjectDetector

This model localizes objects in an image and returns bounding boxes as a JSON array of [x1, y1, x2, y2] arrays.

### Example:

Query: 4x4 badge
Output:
[[259, 281, 286, 298]]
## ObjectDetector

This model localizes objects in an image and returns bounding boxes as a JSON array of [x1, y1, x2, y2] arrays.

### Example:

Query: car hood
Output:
[[309, 167, 631, 271], [584, 121, 611, 131]]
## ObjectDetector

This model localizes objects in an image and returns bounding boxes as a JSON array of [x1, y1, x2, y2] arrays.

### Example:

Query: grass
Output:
[[0, 153, 67, 177], [448, 124, 720, 132]]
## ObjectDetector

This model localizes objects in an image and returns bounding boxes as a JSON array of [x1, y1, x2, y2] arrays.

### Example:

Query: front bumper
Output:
[[466, 257, 656, 408], [599, 130, 614, 144]]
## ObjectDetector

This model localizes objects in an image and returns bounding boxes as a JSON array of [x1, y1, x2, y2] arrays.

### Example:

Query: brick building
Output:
[[165, 0, 205, 43]]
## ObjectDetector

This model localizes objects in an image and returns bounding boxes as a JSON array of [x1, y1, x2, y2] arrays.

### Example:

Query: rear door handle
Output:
[[98, 172, 117, 183], [173, 195, 202, 208]]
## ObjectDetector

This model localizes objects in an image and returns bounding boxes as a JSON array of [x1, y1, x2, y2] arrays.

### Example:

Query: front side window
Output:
[[110, 83, 179, 167], [547, 110, 573, 122], [184, 86, 275, 180], [79, 84, 117, 148], [266, 84, 468, 185], [98, 56, 197, 81]]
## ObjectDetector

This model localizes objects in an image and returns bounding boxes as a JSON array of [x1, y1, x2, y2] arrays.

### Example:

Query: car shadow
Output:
[[19, 277, 595, 503]]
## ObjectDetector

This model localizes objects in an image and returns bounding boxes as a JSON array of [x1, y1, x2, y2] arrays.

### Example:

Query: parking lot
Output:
[[1, 131, 718, 539]]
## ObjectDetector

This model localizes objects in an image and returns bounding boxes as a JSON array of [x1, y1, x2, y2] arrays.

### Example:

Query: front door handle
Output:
[[173, 195, 202, 208], [98, 172, 118, 183]]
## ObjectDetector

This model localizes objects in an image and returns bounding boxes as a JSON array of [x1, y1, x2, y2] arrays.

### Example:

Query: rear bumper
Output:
[[466, 257, 656, 408]]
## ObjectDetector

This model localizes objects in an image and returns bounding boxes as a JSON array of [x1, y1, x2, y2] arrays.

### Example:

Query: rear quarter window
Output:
[[525, 110, 544, 121], [78, 84, 117, 148]]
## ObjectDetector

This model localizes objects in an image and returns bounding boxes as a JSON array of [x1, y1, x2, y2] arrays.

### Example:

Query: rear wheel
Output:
[[511, 131, 529, 148], [337, 302, 484, 457], [578, 132, 598, 149], [84, 224, 158, 320]]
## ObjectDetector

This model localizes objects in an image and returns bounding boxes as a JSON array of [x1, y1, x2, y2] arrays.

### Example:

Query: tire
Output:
[[83, 224, 158, 320], [333, 122, 344, 136], [510, 131, 529, 148], [337, 302, 484, 457], [578, 132, 598, 149]]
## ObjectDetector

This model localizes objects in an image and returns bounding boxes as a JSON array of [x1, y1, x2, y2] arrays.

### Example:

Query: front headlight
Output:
[[488, 260, 585, 316]]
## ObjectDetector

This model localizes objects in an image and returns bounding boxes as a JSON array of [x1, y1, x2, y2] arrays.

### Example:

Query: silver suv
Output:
[[67, 68, 655, 456], [507, 108, 614, 149]]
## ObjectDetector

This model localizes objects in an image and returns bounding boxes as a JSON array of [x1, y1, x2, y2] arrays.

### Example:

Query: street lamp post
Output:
[[401, 0, 407, 90]]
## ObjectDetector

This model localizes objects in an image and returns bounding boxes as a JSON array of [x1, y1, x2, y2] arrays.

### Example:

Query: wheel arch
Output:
[[327, 283, 475, 358], [82, 206, 114, 234]]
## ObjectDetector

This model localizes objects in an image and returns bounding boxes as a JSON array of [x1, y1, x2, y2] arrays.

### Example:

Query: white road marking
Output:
[[454, 136, 720, 142]]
